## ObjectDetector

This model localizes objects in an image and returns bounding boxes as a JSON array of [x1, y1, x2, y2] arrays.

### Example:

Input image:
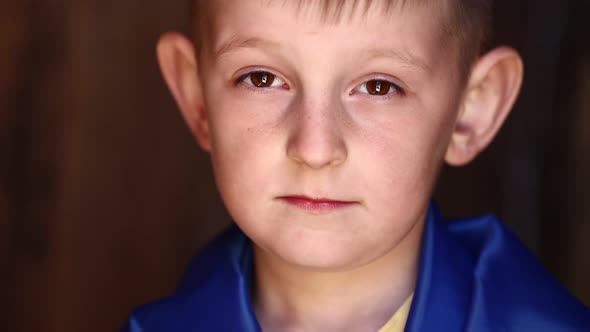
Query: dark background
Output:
[[1, 1, 589, 331]]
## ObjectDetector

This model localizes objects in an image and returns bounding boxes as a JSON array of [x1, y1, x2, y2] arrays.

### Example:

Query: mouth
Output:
[[278, 195, 357, 213]]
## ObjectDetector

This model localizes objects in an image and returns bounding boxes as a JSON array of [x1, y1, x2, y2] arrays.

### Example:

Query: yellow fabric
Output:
[[377, 294, 414, 332]]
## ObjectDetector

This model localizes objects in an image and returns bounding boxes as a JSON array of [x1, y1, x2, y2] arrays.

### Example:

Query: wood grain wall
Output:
[[1, 1, 588, 331]]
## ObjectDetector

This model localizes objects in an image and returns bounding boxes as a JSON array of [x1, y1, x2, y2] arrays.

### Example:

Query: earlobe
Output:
[[445, 47, 523, 166], [157, 31, 211, 151]]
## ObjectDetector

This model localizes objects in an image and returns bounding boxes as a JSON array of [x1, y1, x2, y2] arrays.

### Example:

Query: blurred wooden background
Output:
[[1, 1, 588, 331]]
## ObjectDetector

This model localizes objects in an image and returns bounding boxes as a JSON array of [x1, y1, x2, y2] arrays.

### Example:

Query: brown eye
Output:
[[250, 71, 275, 87], [365, 80, 393, 96], [238, 71, 287, 89]]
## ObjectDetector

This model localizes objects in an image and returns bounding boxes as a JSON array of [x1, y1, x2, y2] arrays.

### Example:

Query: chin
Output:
[[263, 232, 383, 272]]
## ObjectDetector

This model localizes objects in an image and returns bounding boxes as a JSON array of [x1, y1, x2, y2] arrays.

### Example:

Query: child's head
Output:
[[156, 0, 522, 272]]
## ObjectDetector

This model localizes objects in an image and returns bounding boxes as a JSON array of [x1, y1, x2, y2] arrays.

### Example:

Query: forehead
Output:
[[263, 0, 431, 23], [204, 0, 447, 42], [198, 0, 446, 22], [199, 0, 455, 73], [200, 0, 449, 34]]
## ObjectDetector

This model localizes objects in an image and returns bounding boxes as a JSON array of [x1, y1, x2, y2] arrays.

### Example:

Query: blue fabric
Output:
[[120, 203, 590, 331]]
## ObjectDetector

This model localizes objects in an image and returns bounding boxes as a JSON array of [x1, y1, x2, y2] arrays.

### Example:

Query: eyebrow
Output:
[[363, 47, 432, 73], [213, 36, 280, 59]]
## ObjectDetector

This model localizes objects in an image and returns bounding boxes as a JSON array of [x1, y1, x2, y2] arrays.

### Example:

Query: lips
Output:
[[279, 195, 357, 213]]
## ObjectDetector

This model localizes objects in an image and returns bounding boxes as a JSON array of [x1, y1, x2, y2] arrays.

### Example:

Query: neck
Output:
[[251, 218, 424, 332]]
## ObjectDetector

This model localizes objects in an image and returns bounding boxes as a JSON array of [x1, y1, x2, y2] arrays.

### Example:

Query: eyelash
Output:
[[352, 78, 406, 99], [235, 70, 288, 90], [234, 70, 406, 98]]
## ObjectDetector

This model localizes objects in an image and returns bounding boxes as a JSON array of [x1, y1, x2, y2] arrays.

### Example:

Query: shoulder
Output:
[[119, 226, 261, 332], [406, 205, 589, 332], [447, 214, 590, 331]]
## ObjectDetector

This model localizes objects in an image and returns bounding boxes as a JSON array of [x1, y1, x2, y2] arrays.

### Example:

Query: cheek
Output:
[[209, 123, 273, 190], [355, 107, 453, 215], [205, 100, 284, 208]]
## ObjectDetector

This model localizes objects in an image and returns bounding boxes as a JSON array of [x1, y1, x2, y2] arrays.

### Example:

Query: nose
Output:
[[286, 97, 348, 169]]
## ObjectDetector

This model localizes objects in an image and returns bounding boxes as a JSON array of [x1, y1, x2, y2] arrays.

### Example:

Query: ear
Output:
[[157, 31, 210, 151], [445, 47, 523, 166]]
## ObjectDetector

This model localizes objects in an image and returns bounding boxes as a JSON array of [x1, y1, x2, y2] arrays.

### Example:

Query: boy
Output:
[[122, 0, 590, 331]]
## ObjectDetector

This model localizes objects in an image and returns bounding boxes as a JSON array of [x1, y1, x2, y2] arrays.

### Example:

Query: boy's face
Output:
[[194, 0, 464, 270]]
